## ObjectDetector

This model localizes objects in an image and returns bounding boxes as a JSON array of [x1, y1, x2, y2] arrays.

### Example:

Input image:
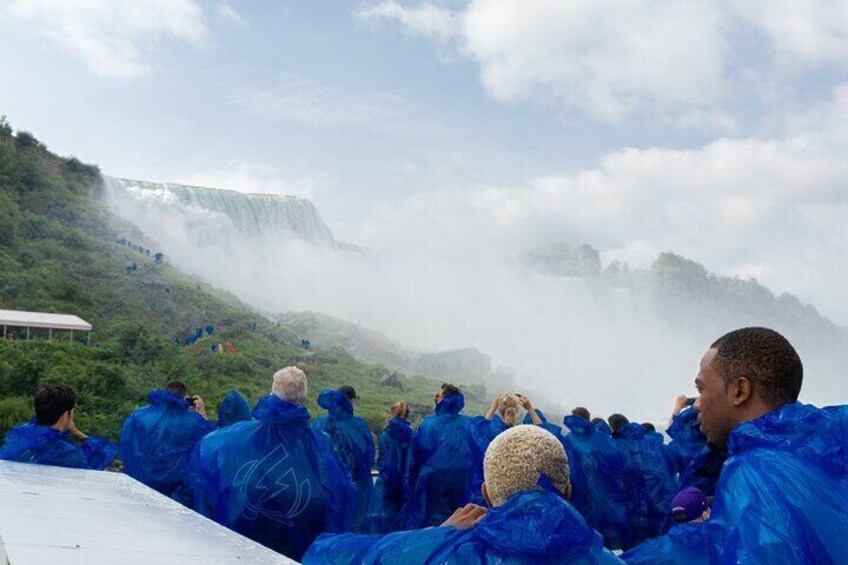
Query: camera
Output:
[[186, 396, 197, 406]]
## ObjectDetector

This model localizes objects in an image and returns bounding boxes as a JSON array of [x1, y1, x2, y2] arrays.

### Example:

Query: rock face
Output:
[[379, 371, 404, 390], [413, 348, 492, 384], [104, 177, 338, 246]]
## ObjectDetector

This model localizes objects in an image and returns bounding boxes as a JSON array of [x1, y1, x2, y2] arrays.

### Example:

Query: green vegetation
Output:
[[0, 117, 485, 442]]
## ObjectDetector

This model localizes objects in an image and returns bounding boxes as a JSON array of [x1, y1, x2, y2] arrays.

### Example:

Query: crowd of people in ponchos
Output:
[[1, 327, 847, 564]]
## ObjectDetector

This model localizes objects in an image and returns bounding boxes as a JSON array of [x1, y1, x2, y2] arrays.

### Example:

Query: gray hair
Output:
[[271, 366, 308, 404]]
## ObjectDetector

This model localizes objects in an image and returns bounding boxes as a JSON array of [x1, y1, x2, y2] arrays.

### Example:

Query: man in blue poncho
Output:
[[695, 327, 848, 563], [562, 411, 638, 550], [119, 380, 216, 504], [312, 385, 375, 532], [622, 486, 710, 564], [217, 389, 251, 427], [400, 383, 477, 529], [0, 384, 118, 469], [304, 424, 624, 564], [187, 367, 353, 561]]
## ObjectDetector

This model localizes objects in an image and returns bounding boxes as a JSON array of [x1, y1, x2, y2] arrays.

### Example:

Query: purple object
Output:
[[671, 486, 709, 522]]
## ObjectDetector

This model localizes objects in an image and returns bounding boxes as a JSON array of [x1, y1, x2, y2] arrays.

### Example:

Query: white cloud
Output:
[[5, 0, 208, 79], [729, 0, 848, 68], [359, 0, 848, 127], [356, 1, 461, 44], [345, 83, 848, 323], [216, 3, 246, 27]]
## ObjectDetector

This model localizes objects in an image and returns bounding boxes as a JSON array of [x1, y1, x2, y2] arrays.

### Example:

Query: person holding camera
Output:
[[0, 383, 118, 469], [119, 380, 215, 504]]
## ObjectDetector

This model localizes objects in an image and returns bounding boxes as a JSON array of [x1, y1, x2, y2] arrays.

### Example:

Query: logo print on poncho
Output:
[[232, 443, 312, 525]]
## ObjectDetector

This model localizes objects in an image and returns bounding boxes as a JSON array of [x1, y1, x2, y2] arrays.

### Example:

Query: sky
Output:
[[1, 0, 847, 332]]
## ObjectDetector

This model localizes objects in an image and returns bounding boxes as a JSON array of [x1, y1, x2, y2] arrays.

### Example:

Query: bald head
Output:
[[483, 425, 570, 507]]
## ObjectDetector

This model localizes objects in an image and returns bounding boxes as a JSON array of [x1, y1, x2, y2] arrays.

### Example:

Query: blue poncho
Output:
[[119, 389, 216, 503], [666, 407, 725, 495], [523, 409, 563, 438], [615, 423, 677, 540], [708, 402, 848, 564], [594, 420, 613, 435], [217, 390, 251, 427], [187, 395, 354, 561], [369, 416, 414, 533], [621, 522, 708, 565], [401, 393, 476, 529], [467, 414, 511, 504], [314, 389, 375, 532], [305, 490, 624, 564], [0, 423, 117, 470], [562, 415, 637, 550]]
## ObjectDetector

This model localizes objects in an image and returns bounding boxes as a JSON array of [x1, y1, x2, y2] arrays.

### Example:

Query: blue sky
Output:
[[1, 0, 848, 324]]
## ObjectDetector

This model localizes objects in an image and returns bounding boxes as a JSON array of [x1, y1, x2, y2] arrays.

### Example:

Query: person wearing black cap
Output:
[[312, 385, 375, 532]]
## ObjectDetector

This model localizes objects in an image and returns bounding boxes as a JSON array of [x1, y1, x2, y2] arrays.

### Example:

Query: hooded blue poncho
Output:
[[119, 389, 216, 503], [369, 415, 415, 533], [615, 422, 677, 540], [313, 388, 375, 532], [0, 422, 117, 470], [217, 390, 251, 427], [708, 402, 848, 564], [621, 522, 709, 565], [187, 394, 354, 561], [666, 407, 725, 495], [304, 490, 624, 564], [400, 393, 477, 529], [562, 415, 638, 550]]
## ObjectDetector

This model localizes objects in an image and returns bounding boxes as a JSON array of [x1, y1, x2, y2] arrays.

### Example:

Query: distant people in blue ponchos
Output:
[[187, 367, 353, 561], [401, 383, 477, 529], [312, 386, 375, 532], [562, 411, 638, 550], [0, 384, 118, 470], [119, 382, 216, 504], [622, 486, 710, 564], [216, 390, 251, 427], [696, 327, 848, 563], [304, 425, 623, 564], [369, 401, 415, 533], [612, 418, 677, 541]]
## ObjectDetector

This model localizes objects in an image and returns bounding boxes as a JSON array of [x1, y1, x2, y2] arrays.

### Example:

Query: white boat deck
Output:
[[0, 460, 298, 565]]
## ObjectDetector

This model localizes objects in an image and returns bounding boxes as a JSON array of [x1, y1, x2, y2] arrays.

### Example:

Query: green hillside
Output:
[[0, 118, 485, 441]]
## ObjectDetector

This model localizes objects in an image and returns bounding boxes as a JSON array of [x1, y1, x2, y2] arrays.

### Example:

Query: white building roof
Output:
[[0, 309, 92, 332], [0, 461, 298, 565]]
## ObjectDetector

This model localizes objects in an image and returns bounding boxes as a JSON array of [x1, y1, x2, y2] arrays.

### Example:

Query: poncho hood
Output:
[[252, 394, 310, 426], [617, 422, 646, 440], [474, 490, 603, 558], [147, 388, 190, 409], [435, 393, 465, 416], [5, 423, 66, 447], [317, 389, 354, 421], [217, 390, 252, 427], [728, 402, 846, 473], [386, 416, 413, 442], [564, 414, 594, 434]]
